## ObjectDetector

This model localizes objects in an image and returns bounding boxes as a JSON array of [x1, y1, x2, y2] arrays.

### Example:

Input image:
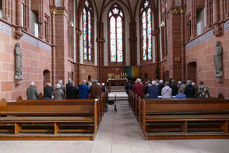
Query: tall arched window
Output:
[[82, 0, 93, 62], [141, 0, 152, 61], [108, 4, 124, 63]]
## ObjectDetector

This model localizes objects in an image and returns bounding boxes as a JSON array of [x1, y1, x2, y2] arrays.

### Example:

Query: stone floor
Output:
[[0, 99, 229, 153]]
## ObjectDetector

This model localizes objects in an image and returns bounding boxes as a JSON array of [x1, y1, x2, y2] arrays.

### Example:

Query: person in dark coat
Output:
[[125, 80, 133, 94], [66, 81, 78, 99], [169, 79, 178, 96], [148, 80, 159, 98], [133, 78, 145, 98], [158, 80, 164, 96], [90, 81, 102, 99], [43, 82, 53, 99], [184, 80, 195, 98], [79, 80, 90, 99]]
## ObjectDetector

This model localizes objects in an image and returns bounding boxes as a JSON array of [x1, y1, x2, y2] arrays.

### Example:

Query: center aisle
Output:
[[91, 100, 229, 153]]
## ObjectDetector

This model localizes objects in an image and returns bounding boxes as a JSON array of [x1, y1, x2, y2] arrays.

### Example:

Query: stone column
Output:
[[213, 0, 223, 36], [14, 0, 23, 39]]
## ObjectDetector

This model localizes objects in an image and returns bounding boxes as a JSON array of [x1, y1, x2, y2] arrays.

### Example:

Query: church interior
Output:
[[0, 0, 229, 153]]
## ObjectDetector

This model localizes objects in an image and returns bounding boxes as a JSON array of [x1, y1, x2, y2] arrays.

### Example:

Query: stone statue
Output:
[[214, 41, 223, 77], [15, 43, 23, 79]]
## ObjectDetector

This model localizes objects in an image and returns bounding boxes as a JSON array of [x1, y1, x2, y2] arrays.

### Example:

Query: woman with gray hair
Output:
[[53, 83, 65, 100], [26, 82, 39, 100]]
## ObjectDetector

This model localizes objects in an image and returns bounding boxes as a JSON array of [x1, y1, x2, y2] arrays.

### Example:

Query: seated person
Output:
[[148, 80, 159, 98], [79, 80, 90, 99], [175, 89, 186, 98]]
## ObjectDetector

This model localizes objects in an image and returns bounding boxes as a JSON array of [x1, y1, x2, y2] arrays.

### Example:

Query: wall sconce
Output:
[[69, 21, 74, 28], [161, 21, 165, 27], [76, 29, 82, 35]]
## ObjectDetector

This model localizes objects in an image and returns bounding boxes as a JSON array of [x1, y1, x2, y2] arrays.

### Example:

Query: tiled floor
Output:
[[0, 100, 229, 153]]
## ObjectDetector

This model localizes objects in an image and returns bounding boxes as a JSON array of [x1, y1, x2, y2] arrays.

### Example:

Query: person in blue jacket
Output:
[[79, 80, 90, 99], [176, 89, 187, 98], [148, 80, 159, 98]]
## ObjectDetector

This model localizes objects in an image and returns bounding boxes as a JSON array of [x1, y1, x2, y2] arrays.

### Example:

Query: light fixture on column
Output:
[[161, 21, 165, 27]]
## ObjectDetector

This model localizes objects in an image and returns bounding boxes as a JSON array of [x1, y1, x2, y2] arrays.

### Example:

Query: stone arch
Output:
[[43, 70, 51, 87], [187, 62, 197, 83]]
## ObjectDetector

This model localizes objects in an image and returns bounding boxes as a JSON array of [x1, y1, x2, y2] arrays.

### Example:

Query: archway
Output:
[[43, 70, 50, 87], [187, 62, 197, 83]]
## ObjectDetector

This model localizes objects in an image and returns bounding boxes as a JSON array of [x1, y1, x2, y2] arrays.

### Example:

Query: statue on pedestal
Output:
[[15, 43, 23, 79], [214, 41, 223, 78]]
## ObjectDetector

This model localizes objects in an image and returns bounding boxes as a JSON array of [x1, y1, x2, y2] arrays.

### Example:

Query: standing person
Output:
[[198, 81, 211, 98], [192, 82, 199, 98], [161, 82, 172, 99], [158, 80, 164, 96], [53, 83, 65, 100], [184, 80, 195, 98], [43, 82, 54, 99], [148, 80, 159, 98], [169, 79, 178, 96], [58, 80, 66, 96], [125, 80, 133, 94], [133, 78, 145, 98], [66, 81, 78, 99], [90, 80, 102, 99], [79, 80, 90, 99], [179, 80, 187, 94], [26, 82, 39, 100]]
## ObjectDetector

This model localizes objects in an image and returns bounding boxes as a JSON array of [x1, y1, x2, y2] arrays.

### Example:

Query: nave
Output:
[[0, 100, 229, 153]]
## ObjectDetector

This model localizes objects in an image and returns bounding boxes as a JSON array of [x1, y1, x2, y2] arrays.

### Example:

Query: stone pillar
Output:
[[50, 8, 56, 86], [213, 0, 223, 36], [14, 0, 23, 39], [16, 0, 22, 27]]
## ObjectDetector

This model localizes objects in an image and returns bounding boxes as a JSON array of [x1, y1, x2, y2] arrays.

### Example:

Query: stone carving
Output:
[[15, 43, 23, 79], [214, 41, 223, 78], [213, 23, 223, 37]]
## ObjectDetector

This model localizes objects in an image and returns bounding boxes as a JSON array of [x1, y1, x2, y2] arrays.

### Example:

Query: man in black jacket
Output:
[[184, 80, 195, 98], [43, 82, 54, 99]]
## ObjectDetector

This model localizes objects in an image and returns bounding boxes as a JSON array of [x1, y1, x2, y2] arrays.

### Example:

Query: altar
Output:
[[107, 78, 128, 91]]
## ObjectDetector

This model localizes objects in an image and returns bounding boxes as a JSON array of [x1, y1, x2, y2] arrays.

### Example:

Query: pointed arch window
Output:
[[82, 0, 93, 62], [108, 4, 124, 63], [141, 0, 152, 61]]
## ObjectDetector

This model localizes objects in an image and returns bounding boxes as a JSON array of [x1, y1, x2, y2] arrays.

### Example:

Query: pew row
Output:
[[0, 94, 107, 140], [128, 91, 229, 140]]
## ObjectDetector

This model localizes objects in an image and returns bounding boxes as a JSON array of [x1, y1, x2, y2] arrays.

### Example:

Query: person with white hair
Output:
[[78, 80, 90, 99], [53, 83, 65, 100], [161, 81, 172, 99], [133, 78, 145, 98], [184, 80, 195, 98], [26, 81, 39, 100], [148, 80, 159, 98], [58, 80, 66, 96]]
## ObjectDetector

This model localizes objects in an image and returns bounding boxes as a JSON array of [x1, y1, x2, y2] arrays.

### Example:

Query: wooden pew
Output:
[[0, 98, 99, 140], [141, 99, 229, 140]]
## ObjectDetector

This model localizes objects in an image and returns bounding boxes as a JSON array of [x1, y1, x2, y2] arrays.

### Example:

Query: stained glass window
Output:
[[141, 0, 152, 61], [82, 0, 93, 61], [108, 4, 124, 63]]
